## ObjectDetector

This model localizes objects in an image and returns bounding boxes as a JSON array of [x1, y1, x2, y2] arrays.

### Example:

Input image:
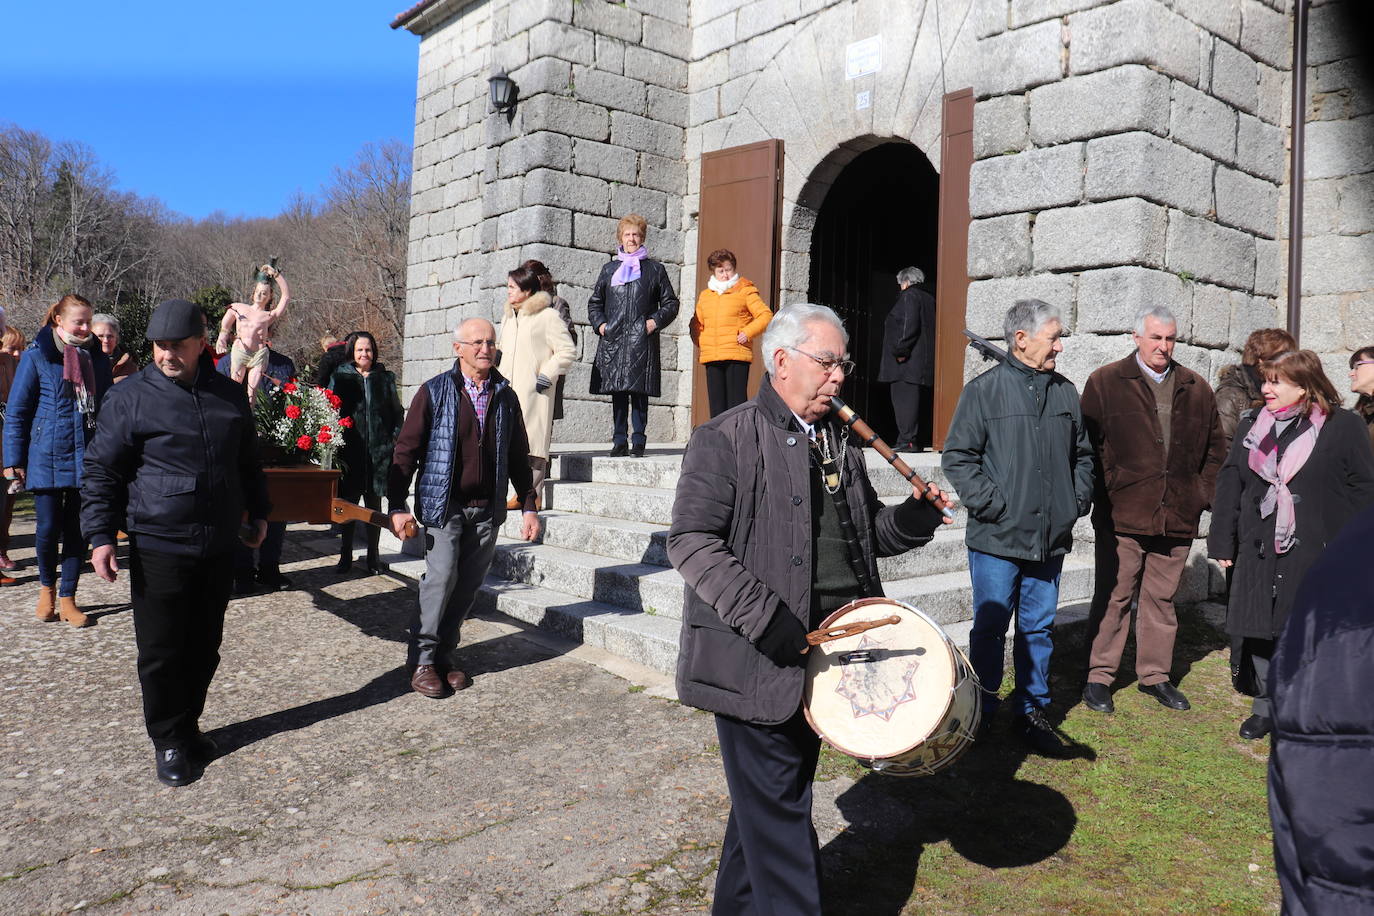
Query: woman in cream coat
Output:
[[499, 264, 577, 508]]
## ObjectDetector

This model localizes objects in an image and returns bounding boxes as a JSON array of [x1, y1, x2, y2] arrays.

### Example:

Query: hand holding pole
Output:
[[829, 397, 956, 521]]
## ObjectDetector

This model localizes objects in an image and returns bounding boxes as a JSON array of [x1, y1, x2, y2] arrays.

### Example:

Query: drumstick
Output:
[[806, 614, 901, 646], [829, 397, 956, 520]]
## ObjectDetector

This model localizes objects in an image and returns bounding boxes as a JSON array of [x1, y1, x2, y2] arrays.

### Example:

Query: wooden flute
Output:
[[828, 396, 956, 521]]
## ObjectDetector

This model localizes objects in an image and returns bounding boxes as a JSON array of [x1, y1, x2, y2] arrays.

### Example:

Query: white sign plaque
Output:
[[845, 36, 882, 80], [855, 90, 871, 110]]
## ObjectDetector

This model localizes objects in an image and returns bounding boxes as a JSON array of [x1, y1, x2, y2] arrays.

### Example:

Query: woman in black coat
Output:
[[1208, 349, 1374, 740], [328, 331, 403, 574], [587, 213, 679, 457]]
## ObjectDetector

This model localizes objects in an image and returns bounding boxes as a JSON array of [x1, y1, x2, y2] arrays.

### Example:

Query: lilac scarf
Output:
[[1243, 402, 1326, 555], [57, 329, 97, 425], [610, 246, 647, 287]]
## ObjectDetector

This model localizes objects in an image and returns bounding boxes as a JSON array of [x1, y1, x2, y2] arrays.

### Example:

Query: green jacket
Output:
[[329, 362, 403, 501], [941, 356, 1094, 562]]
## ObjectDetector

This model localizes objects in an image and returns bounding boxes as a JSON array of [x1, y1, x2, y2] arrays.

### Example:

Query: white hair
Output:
[[1003, 299, 1061, 342], [92, 313, 121, 335], [1134, 305, 1177, 335], [896, 266, 924, 287], [761, 303, 848, 374]]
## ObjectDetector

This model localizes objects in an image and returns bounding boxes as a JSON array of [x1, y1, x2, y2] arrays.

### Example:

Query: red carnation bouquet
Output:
[[252, 379, 344, 468]]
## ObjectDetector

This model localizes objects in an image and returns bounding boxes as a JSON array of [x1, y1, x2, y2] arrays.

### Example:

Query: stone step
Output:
[[375, 531, 1095, 678], [500, 511, 983, 577], [882, 558, 1095, 627], [550, 447, 951, 499], [542, 478, 971, 531], [490, 538, 685, 617], [487, 534, 1092, 625]]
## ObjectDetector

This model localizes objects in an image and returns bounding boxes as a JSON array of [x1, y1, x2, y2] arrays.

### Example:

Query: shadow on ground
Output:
[[818, 605, 1228, 914]]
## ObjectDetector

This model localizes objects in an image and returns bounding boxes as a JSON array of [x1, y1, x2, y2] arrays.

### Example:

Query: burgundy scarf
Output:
[[57, 329, 97, 426]]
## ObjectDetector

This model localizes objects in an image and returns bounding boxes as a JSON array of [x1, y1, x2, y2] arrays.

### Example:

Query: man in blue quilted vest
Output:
[[388, 317, 540, 698]]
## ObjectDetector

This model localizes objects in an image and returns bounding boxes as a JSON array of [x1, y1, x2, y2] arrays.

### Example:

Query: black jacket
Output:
[[81, 357, 271, 557], [1207, 407, 1374, 639], [1269, 502, 1374, 915], [876, 285, 936, 386], [941, 355, 1094, 562], [667, 378, 945, 724], [588, 258, 679, 396]]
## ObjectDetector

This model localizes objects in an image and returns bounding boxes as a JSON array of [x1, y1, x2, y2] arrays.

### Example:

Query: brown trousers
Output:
[[1087, 531, 1191, 687]]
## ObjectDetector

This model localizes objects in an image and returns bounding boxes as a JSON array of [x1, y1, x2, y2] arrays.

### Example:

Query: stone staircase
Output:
[[381, 444, 1096, 676]]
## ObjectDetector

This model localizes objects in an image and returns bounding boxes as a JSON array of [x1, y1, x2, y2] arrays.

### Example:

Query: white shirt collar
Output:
[[1136, 353, 1171, 384]]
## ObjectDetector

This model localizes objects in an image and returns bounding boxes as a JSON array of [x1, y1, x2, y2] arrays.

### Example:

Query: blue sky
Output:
[[1, 2, 419, 220]]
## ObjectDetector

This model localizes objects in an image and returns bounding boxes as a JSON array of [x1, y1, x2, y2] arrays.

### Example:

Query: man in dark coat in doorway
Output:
[[876, 266, 936, 450]]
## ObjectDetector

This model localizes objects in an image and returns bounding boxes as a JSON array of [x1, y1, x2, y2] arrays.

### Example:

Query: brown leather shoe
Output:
[[59, 596, 92, 628], [445, 668, 472, 691], [36, 585, 58, 622], [410, 664, 446, 698]]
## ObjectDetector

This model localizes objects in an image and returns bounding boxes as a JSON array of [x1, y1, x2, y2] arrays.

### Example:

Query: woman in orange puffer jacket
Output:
[[689, 248, 773, 417]]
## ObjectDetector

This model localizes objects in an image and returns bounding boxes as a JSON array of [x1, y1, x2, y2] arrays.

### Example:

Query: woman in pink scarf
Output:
[[1208, 349, 1374, 740], [3, 294, 113, 626]]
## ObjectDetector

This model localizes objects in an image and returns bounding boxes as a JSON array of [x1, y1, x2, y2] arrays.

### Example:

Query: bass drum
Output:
[[804, 597, 981, 777]]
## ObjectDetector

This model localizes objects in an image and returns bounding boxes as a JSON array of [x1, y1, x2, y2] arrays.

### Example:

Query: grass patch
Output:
[[815, 614, 1278, 913]]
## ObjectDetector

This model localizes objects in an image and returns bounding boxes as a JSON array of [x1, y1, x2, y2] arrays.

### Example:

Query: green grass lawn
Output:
[[815, 613, 1277, 915]]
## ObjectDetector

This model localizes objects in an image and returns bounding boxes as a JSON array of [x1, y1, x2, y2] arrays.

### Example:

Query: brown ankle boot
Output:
[[58, 596, 91, 628], [35, 585, 58, 622]]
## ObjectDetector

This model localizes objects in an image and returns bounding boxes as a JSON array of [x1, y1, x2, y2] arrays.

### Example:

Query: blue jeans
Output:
[[967, 549, 1065, 716], [32, 488, 85, 596]]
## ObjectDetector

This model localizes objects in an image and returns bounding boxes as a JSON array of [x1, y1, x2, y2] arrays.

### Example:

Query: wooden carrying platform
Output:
[[263, 466, 339, 523]]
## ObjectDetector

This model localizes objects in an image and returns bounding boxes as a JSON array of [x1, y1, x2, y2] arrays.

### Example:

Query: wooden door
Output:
[[691, 139, 784, 428], [933, 89, 974, 451]]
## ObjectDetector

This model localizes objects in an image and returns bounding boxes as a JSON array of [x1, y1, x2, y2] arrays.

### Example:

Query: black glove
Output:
[[535, 374, 551, 393], [893, 493, 944, 535], [755, 605, 809, 666]]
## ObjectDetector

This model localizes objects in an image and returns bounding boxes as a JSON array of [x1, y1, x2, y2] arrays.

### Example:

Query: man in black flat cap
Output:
[[82, 299, 270, 787]]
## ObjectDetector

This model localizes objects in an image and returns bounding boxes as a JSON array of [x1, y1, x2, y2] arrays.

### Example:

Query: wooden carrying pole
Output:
[[829, 397, 955, 521], [331, 498, 419, 540]]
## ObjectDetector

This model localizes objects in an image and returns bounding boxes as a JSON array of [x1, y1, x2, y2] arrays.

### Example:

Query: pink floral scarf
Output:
[[57, 329, 97, 426], [1243, 402, 1326, 554]]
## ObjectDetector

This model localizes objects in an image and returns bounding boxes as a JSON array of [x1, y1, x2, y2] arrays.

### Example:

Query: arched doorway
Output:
[[807, 142, 940, 445]]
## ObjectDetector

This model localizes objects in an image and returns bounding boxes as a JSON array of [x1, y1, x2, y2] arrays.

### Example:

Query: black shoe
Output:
[[364, 559, 384, 576], [232, 575, 259, 596], [155, 747, 191, 787], [335, 558, 353, 574], [1239, 714, 1272, 740], [1082, 682, 1115, 713], [1018, 709, 1068, 757], [609, 442, 629, 457], [257, 568, 293, 591], [629, 443, 645, 458], [187, 731, 218, 762], [1138, 681, 1191, 710]]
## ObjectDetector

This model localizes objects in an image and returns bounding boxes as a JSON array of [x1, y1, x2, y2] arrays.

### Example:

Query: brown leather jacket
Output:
[[1081, 354, 1227, 538]]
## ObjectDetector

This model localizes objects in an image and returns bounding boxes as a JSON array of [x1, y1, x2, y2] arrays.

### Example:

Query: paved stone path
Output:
[[1, 516, 737, 915], [0, 519, 889, 915]]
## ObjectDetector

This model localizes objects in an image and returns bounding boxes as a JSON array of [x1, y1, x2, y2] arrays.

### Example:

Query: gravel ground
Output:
[[0, 519, 756, 915]]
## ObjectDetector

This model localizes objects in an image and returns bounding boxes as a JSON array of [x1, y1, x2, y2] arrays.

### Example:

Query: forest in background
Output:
[[0, 123, 410, 379]]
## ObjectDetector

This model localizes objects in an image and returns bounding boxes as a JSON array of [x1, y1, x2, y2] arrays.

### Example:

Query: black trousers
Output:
[[713, 708, 823, 915], [130, 548, 233, 749], [338, 489, 381, 564], [611, 392, 649, 448], [706, 360, 750, 418], [889, 381, 933, 449]]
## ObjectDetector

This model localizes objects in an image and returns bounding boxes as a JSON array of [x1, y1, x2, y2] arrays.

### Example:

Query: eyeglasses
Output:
[[789, 347, 854, 375], [458, 339, 497, 349]]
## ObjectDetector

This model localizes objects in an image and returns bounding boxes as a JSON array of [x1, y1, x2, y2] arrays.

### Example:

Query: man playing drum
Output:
[[668, 303, 954, 914]]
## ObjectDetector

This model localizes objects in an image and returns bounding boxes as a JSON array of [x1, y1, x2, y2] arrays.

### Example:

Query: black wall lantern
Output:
[[488, 70, 519, 119]]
